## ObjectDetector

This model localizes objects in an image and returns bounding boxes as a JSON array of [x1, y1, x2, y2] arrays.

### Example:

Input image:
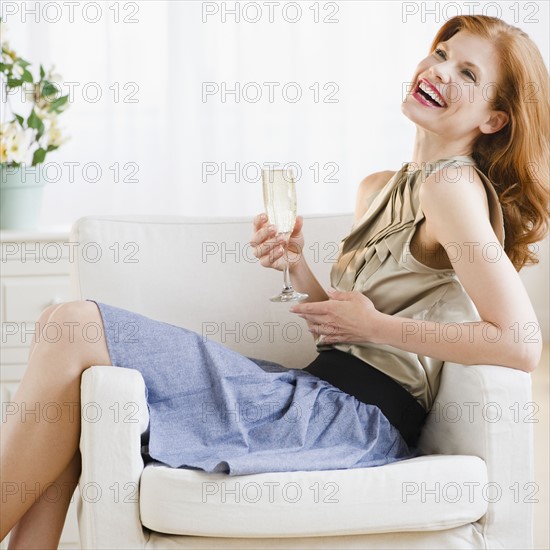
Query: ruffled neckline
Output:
[[403, 155, 476, 173], [330, 154, 504, 287]]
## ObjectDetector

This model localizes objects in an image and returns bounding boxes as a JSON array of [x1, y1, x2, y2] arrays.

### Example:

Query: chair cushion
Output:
[[140, 455, 488, 537]]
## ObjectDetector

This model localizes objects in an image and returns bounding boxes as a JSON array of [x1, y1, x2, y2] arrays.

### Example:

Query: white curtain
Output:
[[3, 0, 548, 219], [2, 0, 549, 334]]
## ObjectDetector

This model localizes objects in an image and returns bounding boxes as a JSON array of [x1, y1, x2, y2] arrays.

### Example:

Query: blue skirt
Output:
[[88, 300, 418, 476]]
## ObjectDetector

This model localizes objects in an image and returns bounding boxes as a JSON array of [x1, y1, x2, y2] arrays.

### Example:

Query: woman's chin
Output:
[[401, 99, 440, 129], [401, 99, 423, 124]]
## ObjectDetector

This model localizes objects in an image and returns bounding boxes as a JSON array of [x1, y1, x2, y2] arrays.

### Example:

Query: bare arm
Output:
[[291, 165, 542, 373], [374, 165, 542, 372], [250, 213, 328, 304], [288, 255, 329, 303], [291, 170, 396, 304]]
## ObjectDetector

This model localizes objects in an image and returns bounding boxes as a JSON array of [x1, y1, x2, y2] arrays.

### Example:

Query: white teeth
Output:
[[419, 81, 445, 107]]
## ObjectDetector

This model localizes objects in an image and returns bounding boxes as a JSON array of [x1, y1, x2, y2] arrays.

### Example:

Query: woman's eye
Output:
[[462, 70, 476, 82], [434, 48, 477, 82]]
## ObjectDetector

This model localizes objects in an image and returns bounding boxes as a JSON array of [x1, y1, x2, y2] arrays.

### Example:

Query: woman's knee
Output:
[[39, 300, 111, 368], [38, 302, 64, 323], [43, 300, 104, 346], [47, 300, 97, 320]]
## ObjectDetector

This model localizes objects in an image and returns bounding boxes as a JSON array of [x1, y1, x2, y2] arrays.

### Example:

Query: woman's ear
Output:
[[480, 110, 509, 135]]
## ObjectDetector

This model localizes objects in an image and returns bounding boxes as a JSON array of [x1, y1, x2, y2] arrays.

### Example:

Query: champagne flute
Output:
[[262, 168, 308, 303]]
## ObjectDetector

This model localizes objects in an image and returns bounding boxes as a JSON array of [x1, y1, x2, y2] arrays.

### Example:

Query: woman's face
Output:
[[401, 31, 508, 142]]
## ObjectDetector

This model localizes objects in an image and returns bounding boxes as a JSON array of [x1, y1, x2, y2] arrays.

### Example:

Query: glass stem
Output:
[[283, 264, 293, 292]]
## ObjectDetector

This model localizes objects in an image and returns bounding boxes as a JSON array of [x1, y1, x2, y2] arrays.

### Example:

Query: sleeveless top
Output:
[[315, 155, 506, 411]]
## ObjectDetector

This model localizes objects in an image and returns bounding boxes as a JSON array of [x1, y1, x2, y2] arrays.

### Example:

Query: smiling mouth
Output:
[[413, 80, 447, 108]]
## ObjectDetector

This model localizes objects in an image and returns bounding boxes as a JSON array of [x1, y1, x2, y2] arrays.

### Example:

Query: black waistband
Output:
[[304, 349, 427, 448]]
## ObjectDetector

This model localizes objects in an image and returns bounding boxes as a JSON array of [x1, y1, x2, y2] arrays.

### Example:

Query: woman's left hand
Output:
[[289, 288, 383, 345]]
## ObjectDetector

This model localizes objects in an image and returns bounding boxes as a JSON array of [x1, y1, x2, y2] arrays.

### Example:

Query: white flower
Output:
[[46, 67, 62, 85], [47, 119, 67, 148], [35, 106, 52, 120], [0, 121, 18, 141], [0, 123, 9, 163], [37, 115, 68, 150], [11, 61, 23, 78], [37, 116, 51, 148], [22, 81, 37, 103], [0, 38, 70, 166], [1, 123, 35, 164]]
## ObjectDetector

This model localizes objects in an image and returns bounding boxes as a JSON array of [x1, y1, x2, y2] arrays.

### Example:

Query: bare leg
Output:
[[5, 303, 75, 549], [7, 452, 81, 549], [1, 301, 112, 547], [24, 303, 66, 365]]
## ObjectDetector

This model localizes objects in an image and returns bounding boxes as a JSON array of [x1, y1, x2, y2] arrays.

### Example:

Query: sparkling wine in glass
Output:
[[262, 168, 308, 303]]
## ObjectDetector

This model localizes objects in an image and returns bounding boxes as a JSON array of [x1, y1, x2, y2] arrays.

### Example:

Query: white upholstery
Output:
[[140, 456, 488, 537], [71, 215, 534, 549]]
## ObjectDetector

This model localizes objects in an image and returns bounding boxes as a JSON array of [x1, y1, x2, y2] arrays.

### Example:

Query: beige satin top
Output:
[[316, 155, 506, 411]]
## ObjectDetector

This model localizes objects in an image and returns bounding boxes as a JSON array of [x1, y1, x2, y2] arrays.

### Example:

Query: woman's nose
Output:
[[429, 63, 450, 84]]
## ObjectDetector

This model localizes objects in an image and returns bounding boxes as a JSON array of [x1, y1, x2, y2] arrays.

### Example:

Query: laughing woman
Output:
[[2, 15, 549, 548]]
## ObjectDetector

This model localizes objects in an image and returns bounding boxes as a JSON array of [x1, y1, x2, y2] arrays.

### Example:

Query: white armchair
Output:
[[70, 214, 534, 549]]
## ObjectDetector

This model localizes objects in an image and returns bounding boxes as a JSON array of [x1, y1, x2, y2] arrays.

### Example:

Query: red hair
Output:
[[431, 15, 550, 271]]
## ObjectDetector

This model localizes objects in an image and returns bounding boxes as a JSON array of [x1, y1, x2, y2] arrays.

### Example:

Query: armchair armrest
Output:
[[78, 366, 149, 549], [78, 362, 534, 550], [418, 362, 534, 550]]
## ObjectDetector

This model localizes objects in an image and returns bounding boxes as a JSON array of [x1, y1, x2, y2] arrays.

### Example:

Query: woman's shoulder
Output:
[[354, 170, 397, 222], [420, 163, 491, 219], [419, 163, 495, 245], [357, 170, 397, 193]]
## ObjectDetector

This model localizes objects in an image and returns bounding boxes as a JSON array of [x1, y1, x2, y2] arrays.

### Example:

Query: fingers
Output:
[[298, 314, 331, 326], [249, 223, 270, 247], [306, 320, 339, 338], [288, 293, 339, 339], [251, 228, 286, 259], [289, 301, 330, 315], [292, 215, 303, 236], [251, 213, 303, 268], [252, 213, 268, 231], [250, 225, 277, 246], [258, 244, 285, 268], [250, 214, 288, 267], [326, 289, 353, 301]]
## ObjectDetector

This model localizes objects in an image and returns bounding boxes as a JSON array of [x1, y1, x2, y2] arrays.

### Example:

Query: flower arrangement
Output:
[[0, 18, 69, 167]]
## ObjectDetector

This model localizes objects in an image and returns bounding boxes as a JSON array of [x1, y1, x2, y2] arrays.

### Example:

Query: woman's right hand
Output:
[[250, 213, 305, 272]]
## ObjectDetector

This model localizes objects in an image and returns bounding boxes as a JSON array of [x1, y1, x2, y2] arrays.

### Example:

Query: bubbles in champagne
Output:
[[262, 169, 297, 235]]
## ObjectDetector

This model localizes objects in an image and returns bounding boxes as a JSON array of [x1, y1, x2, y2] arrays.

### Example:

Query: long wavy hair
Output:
[[430, 15, 550, 271]]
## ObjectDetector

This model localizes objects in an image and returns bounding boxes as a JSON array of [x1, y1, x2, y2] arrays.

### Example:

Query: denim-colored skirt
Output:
[[88, 300, 418, 476]]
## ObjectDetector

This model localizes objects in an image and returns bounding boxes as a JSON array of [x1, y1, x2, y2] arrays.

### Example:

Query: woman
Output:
[[2, 14, 548, 547]]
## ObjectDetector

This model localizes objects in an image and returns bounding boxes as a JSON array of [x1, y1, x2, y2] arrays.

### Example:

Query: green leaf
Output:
[[49, 95, 69, 112], [32, 148, 47, 166], [14, 114, 24, 125], [42, 81, 58, 98], [17, 59, 30, 69], [21, 69, 33, 83], [27, 109, 45, 138], [7, 78, 23, 88], [40, 65, 45, 80], [47, 145, 59, 152]]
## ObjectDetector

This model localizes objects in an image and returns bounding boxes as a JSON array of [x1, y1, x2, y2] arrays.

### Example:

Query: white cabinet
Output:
[[1, 227, 80, 549]]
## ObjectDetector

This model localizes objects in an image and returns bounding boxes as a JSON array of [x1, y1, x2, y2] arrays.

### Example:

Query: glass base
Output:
[[269, 290, 309, 303]]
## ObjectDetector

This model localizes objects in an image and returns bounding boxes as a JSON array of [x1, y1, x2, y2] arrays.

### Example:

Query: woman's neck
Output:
[[410, 127, 473, 166]]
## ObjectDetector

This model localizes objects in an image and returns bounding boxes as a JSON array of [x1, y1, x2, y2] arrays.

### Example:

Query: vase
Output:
[[0, 165, 46, 230]]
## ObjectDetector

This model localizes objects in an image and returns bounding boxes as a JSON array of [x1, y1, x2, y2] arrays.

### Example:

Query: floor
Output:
[[533, 343, 549, 549]]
